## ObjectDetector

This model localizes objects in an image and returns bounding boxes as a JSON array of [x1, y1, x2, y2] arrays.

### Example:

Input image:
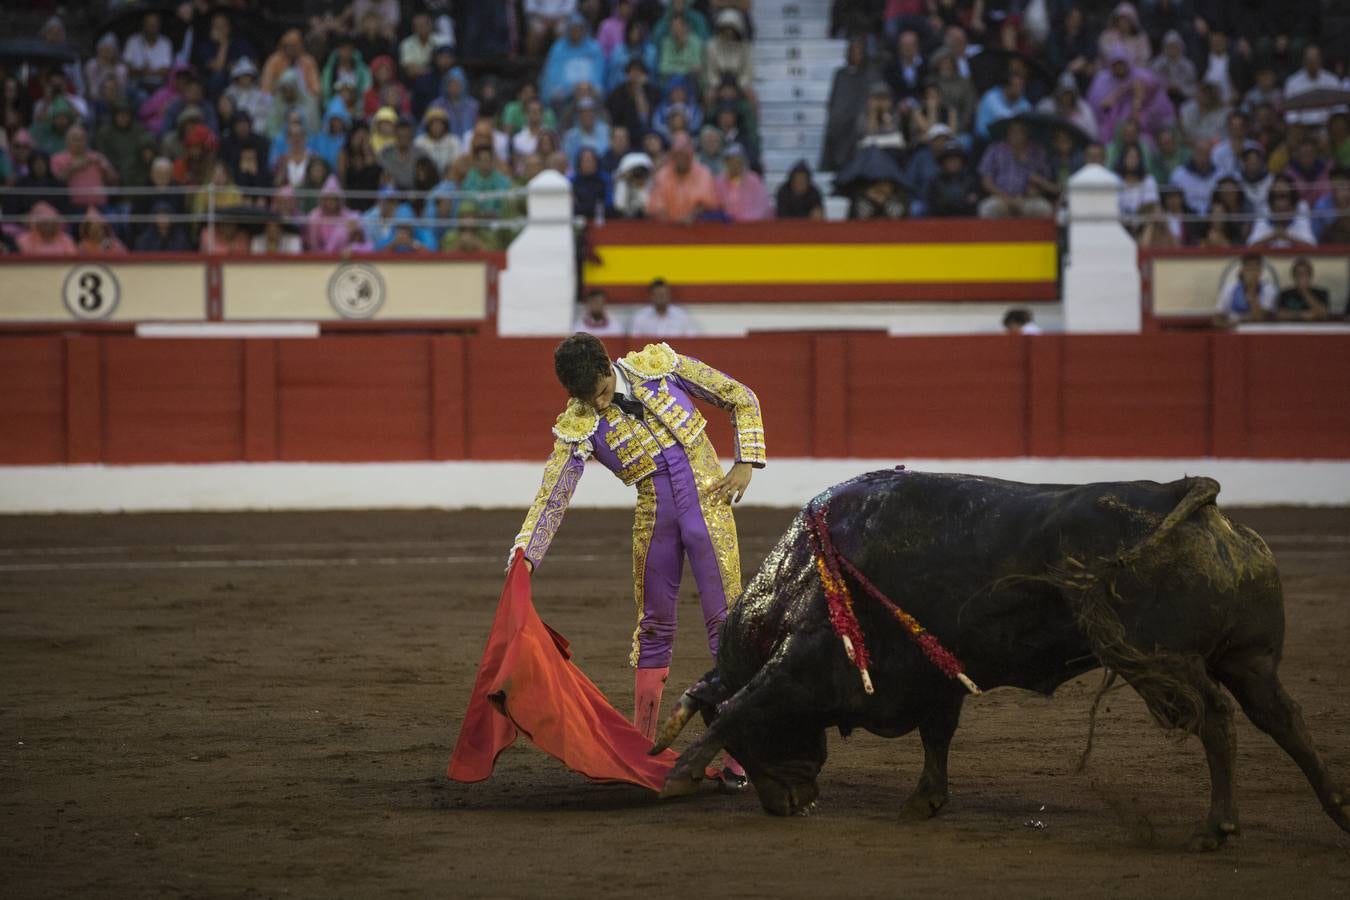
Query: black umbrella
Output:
[[1282, 87, 1350, 112], [968, 48, 1053, 96], [832, 145, 908, 195], [988, 112, 1092, 148], [0, 38, 79, 65]]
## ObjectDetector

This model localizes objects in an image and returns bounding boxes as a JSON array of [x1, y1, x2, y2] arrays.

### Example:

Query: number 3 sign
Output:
[[62, 264, 121, 320]]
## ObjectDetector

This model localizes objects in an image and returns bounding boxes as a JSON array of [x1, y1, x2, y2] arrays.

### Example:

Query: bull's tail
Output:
[[1046, 477, 1222, 747]]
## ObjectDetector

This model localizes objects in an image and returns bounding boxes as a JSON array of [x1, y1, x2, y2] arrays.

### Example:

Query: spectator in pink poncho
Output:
[[17, 202, 77, 256], [1087, 45, 1173, 143], [715, 144, 772, 221], [305, 175, 362, 251], [596, 0, 633, 58], [139, 65, 192, 133], [51, 124, 118, 210]]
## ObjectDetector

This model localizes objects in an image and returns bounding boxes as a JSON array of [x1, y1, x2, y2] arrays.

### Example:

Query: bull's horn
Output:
[[649, 691, 698, 755]]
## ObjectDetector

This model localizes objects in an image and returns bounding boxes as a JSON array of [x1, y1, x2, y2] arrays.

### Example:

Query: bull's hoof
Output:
[[1187, 819, 1239, 852], [901, 790, 948, 820]]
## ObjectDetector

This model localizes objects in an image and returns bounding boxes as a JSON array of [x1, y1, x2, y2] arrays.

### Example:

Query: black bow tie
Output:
[[612, 392, 645, 419]]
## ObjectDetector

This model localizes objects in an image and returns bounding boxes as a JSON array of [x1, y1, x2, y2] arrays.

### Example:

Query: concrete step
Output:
[[758, 104, 827, 127], [761, 147, 824, 171], [759, 124, 823, 149], [752, 41, 848, 64], [753, 17, 830, 40], [754, 60, 839, 83], [755, 79, 831, 103], [756, 0, 834, 16]]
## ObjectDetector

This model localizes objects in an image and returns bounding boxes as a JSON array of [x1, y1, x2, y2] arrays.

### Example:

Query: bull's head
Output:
[[651, 673, 828, 816]]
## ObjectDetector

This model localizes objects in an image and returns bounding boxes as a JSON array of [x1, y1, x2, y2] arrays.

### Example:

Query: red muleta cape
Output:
[[448, 551, 678, 791]]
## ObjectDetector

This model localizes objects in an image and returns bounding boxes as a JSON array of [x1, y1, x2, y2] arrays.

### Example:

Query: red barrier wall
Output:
[[2, 333, 1348, 464]]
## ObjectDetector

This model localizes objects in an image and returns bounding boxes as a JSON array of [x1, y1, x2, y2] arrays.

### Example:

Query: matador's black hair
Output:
[[555, 333, 611, 399]]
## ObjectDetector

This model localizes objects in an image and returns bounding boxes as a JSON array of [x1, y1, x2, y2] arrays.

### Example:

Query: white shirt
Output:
[[122, 33, 174, 75], [629, 304, 697, 338], [526, 0, 577, 16], [1216, 276, 1277, 320], [572, 311, 626, 337], [1247, 205, 1317, 248]]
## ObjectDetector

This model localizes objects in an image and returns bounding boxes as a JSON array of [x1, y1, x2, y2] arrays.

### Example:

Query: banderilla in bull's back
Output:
[[653, 468, 1350, 851]]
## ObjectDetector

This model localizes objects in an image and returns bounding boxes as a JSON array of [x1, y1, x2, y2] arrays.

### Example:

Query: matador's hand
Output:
[[708, 462, 753, 505]]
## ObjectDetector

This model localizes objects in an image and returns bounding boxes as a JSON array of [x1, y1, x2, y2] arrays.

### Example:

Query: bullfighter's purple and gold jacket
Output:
[[512, 342, 766, 570]]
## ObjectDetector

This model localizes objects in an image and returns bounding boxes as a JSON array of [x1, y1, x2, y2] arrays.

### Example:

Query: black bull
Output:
[[653, 469, 1350, 849]]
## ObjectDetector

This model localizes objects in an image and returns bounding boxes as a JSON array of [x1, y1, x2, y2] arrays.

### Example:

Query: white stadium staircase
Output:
[[751, 0, 846, 216]]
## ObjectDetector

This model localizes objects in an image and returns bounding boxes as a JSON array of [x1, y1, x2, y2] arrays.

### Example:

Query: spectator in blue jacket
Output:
[[539, 14, 605, 106], [563, 96, 611, 166], [308, 97, 350, 169]]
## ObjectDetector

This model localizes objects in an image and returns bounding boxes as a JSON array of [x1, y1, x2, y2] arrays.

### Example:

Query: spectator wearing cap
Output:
[[540, 15, 605, 106], [1284, 45, 1340, 128], [605, 19, 659, 95], [322, 36, 372, 106], [378, 118, 422, 189], [400, 13, 445, 81], [262, 29, 322, 98], [613, 151, 654, 218], [50, 123, 118, 211], [977, 119, 1055, 218], [266, 70, 319, 138], [573, 287, 625, 337], [629, 278, 698, 338], [647, 132, 719, 223], [657, 15, 704, 89], [16, 202, 77, 256], [776, 160, 824, 219], [703, 9, 753, 106], [903, 123, 953, 216], [563, 96, 611, 166], [416, 107, 461, 174], [364, 55, 410, 118], [460, 146, 513, 216], [225, 58, 270, 132], [715, 144, 771, 222], [974, 73, 1031, 142], [607, 58, 660, 139], [86, 34, 129, 102], [123, 12, 174, 94]]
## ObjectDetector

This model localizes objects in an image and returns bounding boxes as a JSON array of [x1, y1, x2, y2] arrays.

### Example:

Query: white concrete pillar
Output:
[[497, 170, 576, 336], [1063, 164, 1141, 333]]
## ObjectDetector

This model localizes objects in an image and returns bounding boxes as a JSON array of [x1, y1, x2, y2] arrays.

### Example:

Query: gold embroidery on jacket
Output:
[[629, 477, 658, 667], [688, 434, 743, 605]]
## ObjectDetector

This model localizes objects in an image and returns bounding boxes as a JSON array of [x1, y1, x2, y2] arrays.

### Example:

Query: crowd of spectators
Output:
[[822, 1, 1350, 248], [0, 0, 845, 255]]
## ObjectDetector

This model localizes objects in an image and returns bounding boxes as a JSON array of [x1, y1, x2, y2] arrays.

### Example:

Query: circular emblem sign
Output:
[[327, 263, 386, 319], [62, 264, 120, 321]]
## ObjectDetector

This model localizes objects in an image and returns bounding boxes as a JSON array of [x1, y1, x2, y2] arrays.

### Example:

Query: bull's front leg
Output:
[[902, 696, 963, 819]]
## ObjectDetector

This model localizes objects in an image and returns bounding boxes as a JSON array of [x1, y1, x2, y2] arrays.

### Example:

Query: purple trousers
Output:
[[632, 447, 735, 669]]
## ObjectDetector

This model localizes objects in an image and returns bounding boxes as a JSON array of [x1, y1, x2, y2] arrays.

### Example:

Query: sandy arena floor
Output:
[[2, 503, 1348, 898]]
